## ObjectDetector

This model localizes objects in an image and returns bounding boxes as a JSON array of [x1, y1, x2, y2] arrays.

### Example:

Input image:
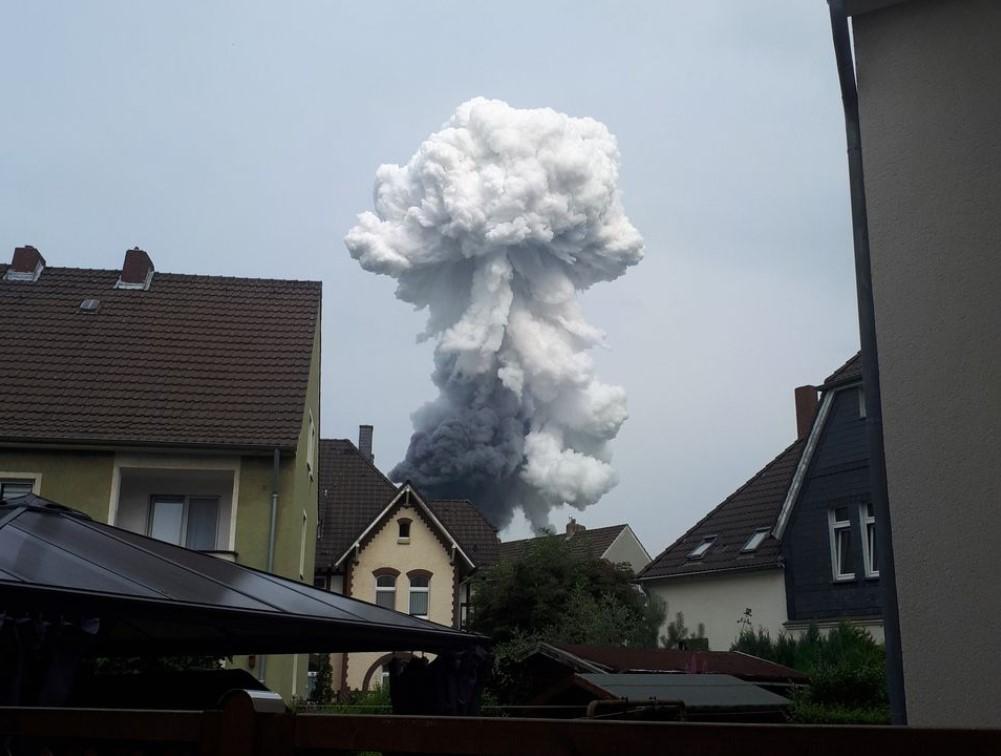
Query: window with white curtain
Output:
[[147, 494, 219, 549], [409, 574, 430, 619]]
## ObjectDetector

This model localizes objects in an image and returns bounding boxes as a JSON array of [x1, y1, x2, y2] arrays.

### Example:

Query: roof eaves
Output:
[[637, 560, 783, 582]]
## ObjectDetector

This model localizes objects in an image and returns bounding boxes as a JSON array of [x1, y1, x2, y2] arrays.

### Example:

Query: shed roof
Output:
[[575, 673, 791, 710], [549, 643, 808, 684], [0, 264, 320, 450], [0, 495, 482, 656]]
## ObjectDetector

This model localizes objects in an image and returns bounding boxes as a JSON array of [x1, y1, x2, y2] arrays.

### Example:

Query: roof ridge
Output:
[[639, 438, 804, 578], [11, 265, 322, 287]]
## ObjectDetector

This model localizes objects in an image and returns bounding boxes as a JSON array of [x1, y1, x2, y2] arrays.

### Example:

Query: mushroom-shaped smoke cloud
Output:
[[346, 98, 644, 530]]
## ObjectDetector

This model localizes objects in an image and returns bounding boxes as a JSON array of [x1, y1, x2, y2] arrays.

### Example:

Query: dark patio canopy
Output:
[[0, 495, 486, 657]]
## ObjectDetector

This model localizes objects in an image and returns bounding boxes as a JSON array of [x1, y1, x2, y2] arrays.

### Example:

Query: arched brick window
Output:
[[407, 569, 432, 619], [373, 567, 399, 610]]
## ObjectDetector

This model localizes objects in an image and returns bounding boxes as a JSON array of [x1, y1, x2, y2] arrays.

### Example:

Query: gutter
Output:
[[827, 0, 907, 725]]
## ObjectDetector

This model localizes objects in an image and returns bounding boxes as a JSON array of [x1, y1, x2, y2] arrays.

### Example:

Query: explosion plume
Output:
[[345, 98, 643, 530]]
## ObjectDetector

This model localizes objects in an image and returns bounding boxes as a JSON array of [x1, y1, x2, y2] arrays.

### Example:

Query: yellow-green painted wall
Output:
[[0, 449, 114, 519]]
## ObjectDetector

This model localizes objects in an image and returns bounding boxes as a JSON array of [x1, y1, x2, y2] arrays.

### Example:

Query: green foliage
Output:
[[660, 610, 706, 649], [731, 622, 889, 723], [309, 653, 334, 705], [468, 534, 665, 703], [469, 533, 663, 647]]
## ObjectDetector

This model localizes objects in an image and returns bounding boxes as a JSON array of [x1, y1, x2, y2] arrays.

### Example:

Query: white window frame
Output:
[[859, 501, 879, 578], [687, 536, 716, 560], [828, 508, 856, 582], [408, 574, 430, 619], [375, 573, 397, 610], [741, 528, 769, 553], [0, 473, 42, 499], [306, 411, 316, 480], [147, 494, 221, 550]]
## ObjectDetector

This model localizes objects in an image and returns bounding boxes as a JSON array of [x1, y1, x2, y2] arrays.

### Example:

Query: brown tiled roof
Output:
[[638, 440, 804, 581], [315, 440, 500, 571], [821, 351, 862, 389], [551, 643, 808, 684], [499, 524, 629, 564], [427, 499, 500, 568], [0, 265, 320, 449], [316, 439, 397, 570]]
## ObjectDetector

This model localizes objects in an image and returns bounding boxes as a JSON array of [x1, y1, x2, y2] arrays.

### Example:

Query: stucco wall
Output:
[[853, 0, 1001, 727], [345, 505, 456, 690], [0, 449, 114, 519], [602, 527, 651, 574], [645, 569, 787, 651]]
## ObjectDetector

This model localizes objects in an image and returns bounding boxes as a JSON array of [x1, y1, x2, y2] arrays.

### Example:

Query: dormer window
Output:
[[688, 536, 716, 560], [741, 528, 769, 553], [398, 518, 411, 544]]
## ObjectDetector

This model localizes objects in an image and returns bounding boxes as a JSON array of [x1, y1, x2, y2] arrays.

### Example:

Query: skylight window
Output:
[[741, 528, 770, 553], [687, 536, 716, 560]]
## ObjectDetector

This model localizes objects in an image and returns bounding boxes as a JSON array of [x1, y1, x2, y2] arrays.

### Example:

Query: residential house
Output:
[[639, 355, 882, 650], [313, 429, 499, 692], [499, 520, 652, 575], [836, 0, 1001, 727], [0, 245, 321, 701]]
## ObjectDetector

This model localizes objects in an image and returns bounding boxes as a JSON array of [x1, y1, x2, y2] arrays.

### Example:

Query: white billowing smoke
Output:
[[345, 98, 643, 530]]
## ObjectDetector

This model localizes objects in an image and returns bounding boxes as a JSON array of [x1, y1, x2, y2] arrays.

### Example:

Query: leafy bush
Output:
[[732, 622, 888, 723]]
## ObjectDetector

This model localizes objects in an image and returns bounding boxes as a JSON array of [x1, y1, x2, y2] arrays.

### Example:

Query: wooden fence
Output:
[[1, 689, 999, 756]]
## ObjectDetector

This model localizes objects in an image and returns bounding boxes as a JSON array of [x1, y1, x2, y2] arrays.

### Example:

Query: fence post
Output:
[[200, 689, 293, 756]]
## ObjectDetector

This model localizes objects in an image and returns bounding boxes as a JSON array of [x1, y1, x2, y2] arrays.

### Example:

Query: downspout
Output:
[[259, 447, 280, 684], [827, 0, 907, 725], [268, 447, 280, 573]]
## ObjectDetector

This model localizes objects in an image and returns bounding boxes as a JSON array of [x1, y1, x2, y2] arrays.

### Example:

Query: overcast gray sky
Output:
[[0, 1, 859, 552]]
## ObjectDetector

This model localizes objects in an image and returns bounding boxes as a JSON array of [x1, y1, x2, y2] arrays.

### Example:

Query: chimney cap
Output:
[[4, 245, 45, 282], [116, 247, 155, 290]]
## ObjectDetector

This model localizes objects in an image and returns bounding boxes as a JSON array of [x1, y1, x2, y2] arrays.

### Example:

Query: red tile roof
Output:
[[0, 265, 320, 449]]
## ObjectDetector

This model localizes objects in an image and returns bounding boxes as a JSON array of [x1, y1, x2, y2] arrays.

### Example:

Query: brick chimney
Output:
[[566, 517, 586, 537], [115, 247, 155, 290], [4, 245, 45, 282], [358, 424, 374, 463], [795, 385, 819, 440]]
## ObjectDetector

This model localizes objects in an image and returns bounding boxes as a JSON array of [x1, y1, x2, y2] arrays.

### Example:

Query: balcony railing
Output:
[[1, 690, 998, 756]]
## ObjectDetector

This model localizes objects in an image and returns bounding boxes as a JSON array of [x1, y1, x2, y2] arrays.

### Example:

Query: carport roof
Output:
[[0, 494, 484, 657]]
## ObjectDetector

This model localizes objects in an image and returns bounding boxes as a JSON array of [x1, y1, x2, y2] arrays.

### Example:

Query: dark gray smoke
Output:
[[345, 98, 644, 530]]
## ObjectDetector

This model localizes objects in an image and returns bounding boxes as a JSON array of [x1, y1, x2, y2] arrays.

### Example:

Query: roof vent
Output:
[[80, 298, 100, 313], [115, 247, 154, 290], [4, 245, 45, 282]]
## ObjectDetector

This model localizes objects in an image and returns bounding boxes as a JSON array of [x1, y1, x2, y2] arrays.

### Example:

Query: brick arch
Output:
[[362, 652, 414, 692], [372, 567, 400, 578], [406, 569, 433, 581]]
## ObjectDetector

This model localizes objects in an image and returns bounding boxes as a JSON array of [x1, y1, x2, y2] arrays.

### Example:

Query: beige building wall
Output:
[[602, 527, 652, 574], [0, 449, 114, 519], [853, 0, 1001, 727], [345, 506, 457, 691], [645, 569, 787, 651]]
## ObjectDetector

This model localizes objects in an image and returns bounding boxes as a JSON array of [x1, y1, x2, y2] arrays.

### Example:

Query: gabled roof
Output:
[[820, 351, 862, 390], [316, 440, 499, 572], [0, 494, 483, 656], [546, 643, 808, 684], [498, 524, 631, 564], [316, 439, 398, 570], [640, 354, 863, 582], [0, 265, 321, 450], [638, 440, 804, 581]]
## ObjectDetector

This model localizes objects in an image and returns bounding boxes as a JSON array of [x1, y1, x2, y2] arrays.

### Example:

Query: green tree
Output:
[[309, 653, 334, 705], [468, 533, 665, 702]]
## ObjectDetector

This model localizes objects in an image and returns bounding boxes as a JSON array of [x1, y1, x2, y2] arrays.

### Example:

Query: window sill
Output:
[[833, 574, 856, 583], [397, 537, 410, 545], [199, 549, 238, 562]]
